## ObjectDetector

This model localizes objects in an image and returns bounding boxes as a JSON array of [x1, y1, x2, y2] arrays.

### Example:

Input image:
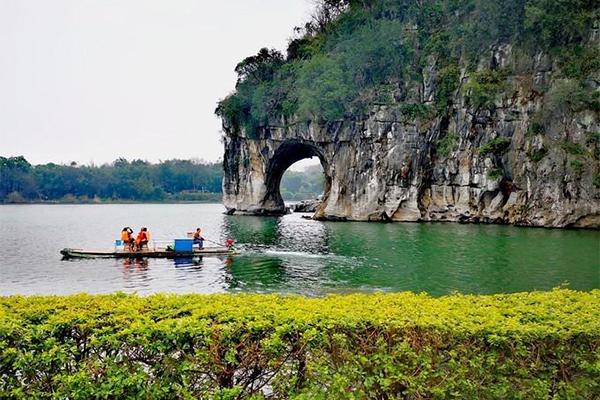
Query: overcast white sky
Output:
[[0, 0, 315, 166]]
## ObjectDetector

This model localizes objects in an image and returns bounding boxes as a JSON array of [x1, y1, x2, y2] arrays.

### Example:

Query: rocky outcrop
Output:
[[222, 44, 599, 228], [291, 199, 321, 213]]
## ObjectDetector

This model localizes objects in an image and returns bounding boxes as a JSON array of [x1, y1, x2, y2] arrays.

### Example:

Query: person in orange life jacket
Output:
[[193, 228, 204, 249], [120, 227, 134, 251], [135, 227, 149, 250]]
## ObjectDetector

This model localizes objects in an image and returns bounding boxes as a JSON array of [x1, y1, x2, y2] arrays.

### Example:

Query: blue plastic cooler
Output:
[[174, 239, 193, 252]]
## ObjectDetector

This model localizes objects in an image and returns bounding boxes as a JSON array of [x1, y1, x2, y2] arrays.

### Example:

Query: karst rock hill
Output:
[[218, 0, 599, 228]]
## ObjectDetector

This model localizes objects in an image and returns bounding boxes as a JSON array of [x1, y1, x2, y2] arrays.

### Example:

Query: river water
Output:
[[0, 204, 598, 296]]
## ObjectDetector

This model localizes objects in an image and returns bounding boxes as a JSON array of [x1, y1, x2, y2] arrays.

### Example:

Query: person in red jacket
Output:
[[135, 227, 149, 251]]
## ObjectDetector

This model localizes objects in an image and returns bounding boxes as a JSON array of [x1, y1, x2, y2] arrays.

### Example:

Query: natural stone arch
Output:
[[262, 140, 331, 214], [221, 100, 599, 226], [222, 133, 334, 216], [221, 121, 425, 221]]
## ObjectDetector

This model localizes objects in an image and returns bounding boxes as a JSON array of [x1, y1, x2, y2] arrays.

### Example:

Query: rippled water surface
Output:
[[0, 204, 598, 295]]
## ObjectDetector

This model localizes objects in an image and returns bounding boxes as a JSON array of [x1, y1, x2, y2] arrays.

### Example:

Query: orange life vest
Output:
[[136, 231, 148, 244]]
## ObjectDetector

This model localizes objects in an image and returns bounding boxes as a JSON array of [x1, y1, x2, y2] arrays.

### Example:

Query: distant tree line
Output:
[[0, 156, 324, 203], [280, 164, 325, 201], [0, 156, 222, 203]]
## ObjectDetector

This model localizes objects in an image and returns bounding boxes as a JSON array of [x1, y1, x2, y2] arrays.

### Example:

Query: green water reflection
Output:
[[0, 204, 597, 295], [223, 214, 600, 296]]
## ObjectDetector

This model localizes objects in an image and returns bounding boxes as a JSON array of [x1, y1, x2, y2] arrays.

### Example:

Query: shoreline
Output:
[[0, 199, 223, 205], [2, 202, 598, 230]]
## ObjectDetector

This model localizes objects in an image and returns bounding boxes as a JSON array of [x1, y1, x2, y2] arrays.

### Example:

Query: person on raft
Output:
[[135, 227, 150, 251], [120, 227, 134, 251], [193, 228, 204, 250]]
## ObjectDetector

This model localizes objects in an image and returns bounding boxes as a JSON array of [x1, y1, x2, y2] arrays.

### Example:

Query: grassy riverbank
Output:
[[1, 289, 598, 399]]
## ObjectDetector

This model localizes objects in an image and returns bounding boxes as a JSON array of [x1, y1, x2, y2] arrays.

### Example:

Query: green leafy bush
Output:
[[1, 290, 598, 399], [528, 147, 548, 162], [487, 168, 504, 179], [527, 113, 545, 136], [527, 122, 545, 136], [478, 137, 512, 156], [587, 131, 600, 160], [464, 68, 508, 109], [570, 159, 584, 174], [435, 133, 458, 157], [296, 54, 357, 120], [558, 45, 600, 80], [545, 79, 594, 114], [399, 103, 432, 122], [561, 140, 587, 156], [524, 0, 596, 48], [434, 63, 460, 112]]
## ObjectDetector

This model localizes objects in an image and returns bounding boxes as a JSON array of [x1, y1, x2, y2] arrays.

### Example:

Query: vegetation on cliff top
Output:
[[1, 289, 598, 398], [216, 0, 598, 135]]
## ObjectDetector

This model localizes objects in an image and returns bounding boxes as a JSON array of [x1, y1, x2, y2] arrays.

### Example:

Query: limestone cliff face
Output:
[[222, 44, 599, 228]]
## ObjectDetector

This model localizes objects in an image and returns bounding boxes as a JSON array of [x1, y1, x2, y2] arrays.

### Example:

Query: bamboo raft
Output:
[[60, 246, 235, 259]]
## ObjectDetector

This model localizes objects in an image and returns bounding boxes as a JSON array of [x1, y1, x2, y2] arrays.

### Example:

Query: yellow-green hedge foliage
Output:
[[1, 289, 599, 399]]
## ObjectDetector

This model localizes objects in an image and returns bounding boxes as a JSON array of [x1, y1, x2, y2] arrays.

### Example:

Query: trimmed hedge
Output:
[[1, 290, 599, 399]]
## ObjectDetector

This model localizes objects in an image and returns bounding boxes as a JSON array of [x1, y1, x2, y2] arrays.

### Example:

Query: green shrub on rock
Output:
[[487, 168, 504, 179], [593, 173, 600, 188], [570, 159, 584, 175], [0, 290, 598, 399], [527, 114, 545, 136], [561, 140, 587, 156], [434, 63, 460, 113], [464, 68, 509, 109], [478, 137, 512, 156], [527, 147, 548, 162], [399, 103, 432, 122], [435, 133, 458, 157]]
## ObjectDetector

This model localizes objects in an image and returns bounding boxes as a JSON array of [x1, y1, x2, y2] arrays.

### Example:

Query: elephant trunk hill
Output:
[[218, 0, 599, 228]]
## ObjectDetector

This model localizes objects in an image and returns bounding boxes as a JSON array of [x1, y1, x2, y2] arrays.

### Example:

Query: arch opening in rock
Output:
[[262, 141, 331, 215], [281, 161, 323, 201]]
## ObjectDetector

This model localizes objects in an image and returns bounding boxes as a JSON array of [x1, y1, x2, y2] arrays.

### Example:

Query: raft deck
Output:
[[61, 246, 235, 259]]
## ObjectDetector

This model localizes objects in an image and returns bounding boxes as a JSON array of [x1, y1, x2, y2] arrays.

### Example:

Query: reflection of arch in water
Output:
[[221, 213, 333, 292], [222, 211, 331, 254], [262, 140, 331, 214], [276, 215, 330, 254]]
